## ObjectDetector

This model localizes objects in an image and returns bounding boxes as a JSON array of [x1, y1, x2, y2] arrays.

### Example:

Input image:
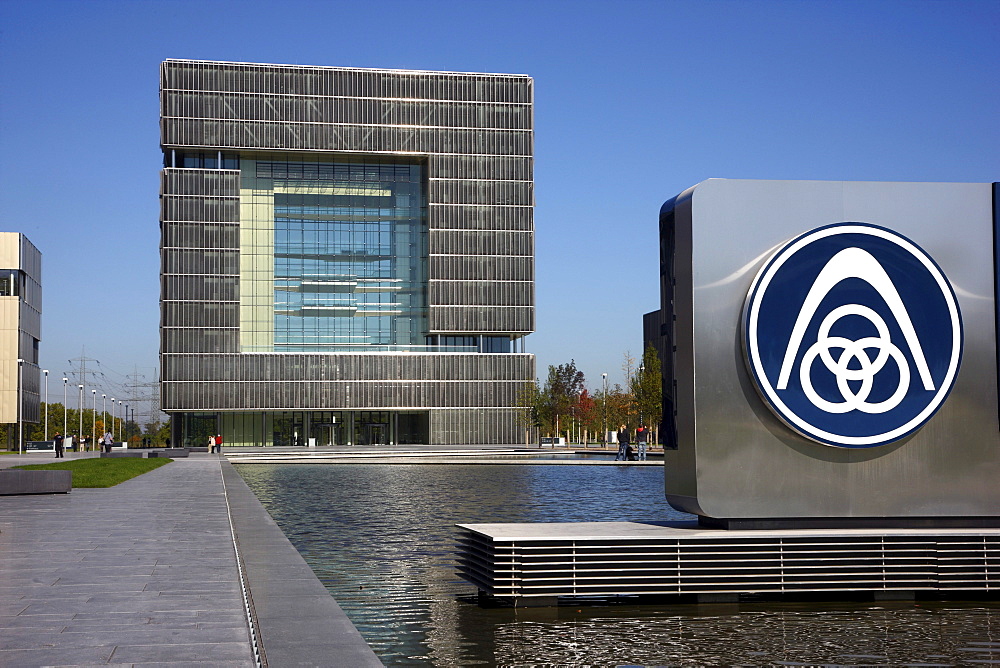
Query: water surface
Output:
[[238, 464, 1000, 666]]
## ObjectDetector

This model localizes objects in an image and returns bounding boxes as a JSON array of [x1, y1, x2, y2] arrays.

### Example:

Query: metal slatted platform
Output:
[[456, 522, 1000, 600]]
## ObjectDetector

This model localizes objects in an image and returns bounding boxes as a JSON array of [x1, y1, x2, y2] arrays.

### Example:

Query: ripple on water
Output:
[[238, 464, 1000, 666]]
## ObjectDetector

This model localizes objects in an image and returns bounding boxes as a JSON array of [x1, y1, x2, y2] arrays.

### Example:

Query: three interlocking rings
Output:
[[799, 304, 910, 414]]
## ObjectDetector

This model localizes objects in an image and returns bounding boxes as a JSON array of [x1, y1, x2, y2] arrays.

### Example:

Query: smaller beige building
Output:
[[0, 233, 41, 437]]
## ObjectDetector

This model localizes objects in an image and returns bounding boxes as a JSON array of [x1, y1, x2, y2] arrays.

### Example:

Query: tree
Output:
[[577, 389, 598, 445], [515, 380, 547, 444], [604, 383, 633, 433], [154, 419, 171, 445], [543, 360, 585, 440], [632, 342, 663, 443]]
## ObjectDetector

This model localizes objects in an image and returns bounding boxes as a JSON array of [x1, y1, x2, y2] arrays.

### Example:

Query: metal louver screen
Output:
[[457, 523, 1000, 599]]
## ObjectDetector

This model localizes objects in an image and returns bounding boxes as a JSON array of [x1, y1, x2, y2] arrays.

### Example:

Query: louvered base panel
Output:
[[456, 521, 1000, 600]]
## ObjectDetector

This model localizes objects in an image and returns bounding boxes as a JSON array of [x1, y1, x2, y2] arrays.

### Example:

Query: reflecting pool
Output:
[[237, 464, 1000, 666]]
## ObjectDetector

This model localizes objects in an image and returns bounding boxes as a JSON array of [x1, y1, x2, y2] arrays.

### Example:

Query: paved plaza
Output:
[[0, 453, 380, 667]]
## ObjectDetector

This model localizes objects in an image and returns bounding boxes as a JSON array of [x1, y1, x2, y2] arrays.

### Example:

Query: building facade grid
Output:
[[160, 60, 534, 446]]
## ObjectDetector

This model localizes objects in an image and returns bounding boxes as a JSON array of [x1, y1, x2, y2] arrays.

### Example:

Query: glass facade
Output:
[[239, 158, 427, 352], [181, 410, 429, 446], [159, 60, 535, 446]]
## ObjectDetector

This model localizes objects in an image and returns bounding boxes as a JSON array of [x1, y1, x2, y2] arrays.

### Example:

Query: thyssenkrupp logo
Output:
[[742, 223, 963, 448]]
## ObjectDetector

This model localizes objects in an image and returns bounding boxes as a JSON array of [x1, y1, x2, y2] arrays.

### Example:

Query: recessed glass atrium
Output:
[[239, 157, 427, 353]]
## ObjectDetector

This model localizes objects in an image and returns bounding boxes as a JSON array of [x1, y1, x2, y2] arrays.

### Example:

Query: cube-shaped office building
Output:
[[159, 60, 535, 446]]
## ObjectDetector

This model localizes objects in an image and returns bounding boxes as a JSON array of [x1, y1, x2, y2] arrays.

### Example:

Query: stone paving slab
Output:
[[0, 458, 257, 667], [0, 455, 383, 667]]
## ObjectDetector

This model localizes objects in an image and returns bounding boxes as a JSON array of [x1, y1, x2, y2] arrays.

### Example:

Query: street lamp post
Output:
[[77, 384, 84, 451], [602, 372, 608, 447], [637, 363, 644, 428], [16, 359, 23, 455], [117, 401, 123, 441], [111, 398, 115, 441], [91, 389, 97, 448], [102, 394, 106, 437], [62, 378, 68, 439], [43, 369, 49, 441]]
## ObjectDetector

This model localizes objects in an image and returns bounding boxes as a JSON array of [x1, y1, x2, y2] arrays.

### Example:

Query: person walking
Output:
[[54, 432, 64, 458], [615, 424, 630, 461], [214, 434, 223, 454], [208, 435, 215, 452], [636, 425, 648, 461]]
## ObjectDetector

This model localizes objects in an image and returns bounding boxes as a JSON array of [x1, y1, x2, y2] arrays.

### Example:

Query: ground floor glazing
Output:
[[173, 410, 429, 447]]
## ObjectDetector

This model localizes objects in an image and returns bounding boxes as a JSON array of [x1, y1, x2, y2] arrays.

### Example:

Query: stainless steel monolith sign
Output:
[[658, 179, 999, 523]]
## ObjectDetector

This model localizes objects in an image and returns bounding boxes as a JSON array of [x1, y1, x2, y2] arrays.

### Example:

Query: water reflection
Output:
[[237, 464, 1000, 666]]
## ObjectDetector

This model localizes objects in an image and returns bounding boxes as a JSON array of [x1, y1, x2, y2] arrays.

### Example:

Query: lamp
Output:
[[62, 378, 68, 443], [43, 369, 49, 441], [16, 359, 23, 455], [91, 389, 97, 449], [602, 372, 608, 446], [78, 384, 83, 450]]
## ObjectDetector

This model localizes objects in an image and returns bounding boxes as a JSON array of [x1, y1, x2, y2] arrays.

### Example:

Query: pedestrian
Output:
[[102, 430, 114, 453], [54, 432, 64, 458], [214, 434, 223, 454], [636, 425, 648, 461], [208, 434, 215, 452], [615, 424, 630, 461], [71, 434, 79, 452]]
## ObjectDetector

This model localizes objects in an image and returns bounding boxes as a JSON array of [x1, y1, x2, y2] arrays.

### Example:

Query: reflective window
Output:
[[482, 336, 511, 353], [169, 151, 240, 169], [240, 157, 428, 352], [0, 270, 20, 297]]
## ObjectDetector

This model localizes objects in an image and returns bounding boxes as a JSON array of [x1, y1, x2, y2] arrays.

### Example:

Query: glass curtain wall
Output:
[[240, 157, 427, 352], [212, 410, 429, 447]]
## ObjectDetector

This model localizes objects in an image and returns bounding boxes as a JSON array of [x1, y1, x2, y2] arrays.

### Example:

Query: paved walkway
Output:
[[0, 454, 381, 667]]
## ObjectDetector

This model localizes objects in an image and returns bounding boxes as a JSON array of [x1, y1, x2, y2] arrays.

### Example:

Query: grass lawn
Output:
[[13, 458, 173, 487]]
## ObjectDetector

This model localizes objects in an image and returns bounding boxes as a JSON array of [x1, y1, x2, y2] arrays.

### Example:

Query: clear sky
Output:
[[1, 0, 997, 422]]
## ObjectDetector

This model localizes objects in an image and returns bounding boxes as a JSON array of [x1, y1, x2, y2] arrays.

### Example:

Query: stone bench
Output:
[[149, 448, 189, 458], [0, 469, 72, 495], [100, 451, 145, 458]]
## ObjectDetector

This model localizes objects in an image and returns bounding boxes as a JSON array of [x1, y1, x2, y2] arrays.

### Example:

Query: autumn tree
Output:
[[602, 383, 633, 434], [576, 389, 598, 445]]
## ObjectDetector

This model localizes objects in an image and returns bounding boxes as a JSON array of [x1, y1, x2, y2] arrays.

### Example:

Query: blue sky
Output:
[[1, 0, 997, 421]]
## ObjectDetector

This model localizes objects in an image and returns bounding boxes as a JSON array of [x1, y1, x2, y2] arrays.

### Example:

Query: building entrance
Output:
[[313, 422, 346, 447], [186, 410, 429, 447], [360, 422, 388, 445]]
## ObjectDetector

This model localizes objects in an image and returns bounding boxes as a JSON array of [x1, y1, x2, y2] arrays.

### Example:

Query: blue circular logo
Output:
[[742, 223, 963, 448]]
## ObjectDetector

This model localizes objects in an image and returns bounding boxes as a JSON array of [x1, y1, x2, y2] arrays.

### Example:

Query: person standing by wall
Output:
[[615, 425, 630, 461], [54, 432, 64, 458], [636, 425, 648, 461], [102, 430, 114, 453]]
